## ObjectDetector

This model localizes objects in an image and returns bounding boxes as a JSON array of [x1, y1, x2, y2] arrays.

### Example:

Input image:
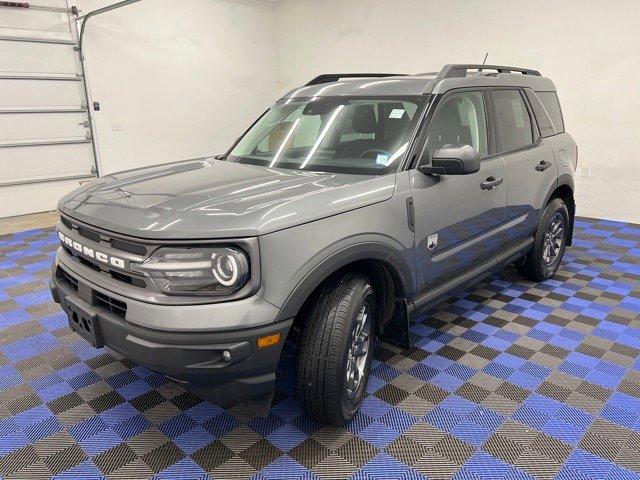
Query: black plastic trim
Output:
[[51, 274, 291, 406], [305, 73, 406, 86], [438, 64, 541, 78], [275, 242, 413, 322], [411, 237, 534, 319]]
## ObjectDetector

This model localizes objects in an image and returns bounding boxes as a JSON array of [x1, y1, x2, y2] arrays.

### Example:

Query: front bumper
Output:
[[50, 258, 292, 406]]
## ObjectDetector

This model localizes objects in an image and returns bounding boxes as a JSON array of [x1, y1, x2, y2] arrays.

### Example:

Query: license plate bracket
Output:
[[65, 296, 104, 348]]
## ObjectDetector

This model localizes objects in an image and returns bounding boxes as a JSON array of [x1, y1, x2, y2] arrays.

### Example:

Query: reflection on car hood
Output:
[[59, 159, 397, 239]]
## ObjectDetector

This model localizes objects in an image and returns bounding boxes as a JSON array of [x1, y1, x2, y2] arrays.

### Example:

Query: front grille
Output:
[[61, 242, 147, 290], [56, 266, 127, 319], [110, 238, 147, 255], [110, 269, 146, 288], [57, 267, 78, 291], [78, 226, 100, 243], [60, 214, 150, 257], [94, 291, 127, 318]]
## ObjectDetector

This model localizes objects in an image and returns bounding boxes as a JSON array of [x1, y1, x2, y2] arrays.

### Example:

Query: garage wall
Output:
[[78, 0, 278, 175], [274, 0, 640, 223]]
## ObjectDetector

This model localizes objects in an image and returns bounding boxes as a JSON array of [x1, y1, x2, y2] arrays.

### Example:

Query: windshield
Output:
[[228, 96, 427, 175]]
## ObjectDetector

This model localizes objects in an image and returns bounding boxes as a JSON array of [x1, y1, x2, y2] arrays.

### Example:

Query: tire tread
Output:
[[297, 272, 371, 424]]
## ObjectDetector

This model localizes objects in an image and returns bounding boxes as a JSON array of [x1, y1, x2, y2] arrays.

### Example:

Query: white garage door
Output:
[[0, 0, 96, 217]]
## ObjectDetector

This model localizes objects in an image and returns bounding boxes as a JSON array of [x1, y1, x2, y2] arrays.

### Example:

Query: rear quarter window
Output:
[[536, 91, 565, 133], [524, 89, 556, 138]]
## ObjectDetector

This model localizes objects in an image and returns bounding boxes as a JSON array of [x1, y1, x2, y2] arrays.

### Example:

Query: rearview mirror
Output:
[[418, 144, 481, 175]]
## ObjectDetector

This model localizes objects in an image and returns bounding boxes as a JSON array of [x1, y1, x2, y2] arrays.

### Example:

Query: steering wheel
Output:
[[359, 148, 390, 159]]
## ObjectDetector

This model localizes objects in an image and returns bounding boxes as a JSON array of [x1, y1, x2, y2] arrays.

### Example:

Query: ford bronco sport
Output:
[[50, 64, 577, 425]]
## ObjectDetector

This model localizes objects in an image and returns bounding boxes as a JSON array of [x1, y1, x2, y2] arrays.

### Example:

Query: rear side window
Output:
[[536, 91, 565, 133], [491, 89, 533, 152], [524, 89, 556, 138]]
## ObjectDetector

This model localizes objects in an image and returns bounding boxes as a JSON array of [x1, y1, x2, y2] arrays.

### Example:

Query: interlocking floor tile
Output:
[[0, 217, 639, 478]]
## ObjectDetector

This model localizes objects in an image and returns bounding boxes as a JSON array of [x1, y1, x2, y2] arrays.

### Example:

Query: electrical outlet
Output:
[[111, 122, 123, 132], [580, 167, 589, 178]]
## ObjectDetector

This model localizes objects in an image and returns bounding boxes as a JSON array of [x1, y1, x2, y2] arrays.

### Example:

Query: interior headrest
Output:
[[352, 104, 377, 134], [438, 101, 460, 124]]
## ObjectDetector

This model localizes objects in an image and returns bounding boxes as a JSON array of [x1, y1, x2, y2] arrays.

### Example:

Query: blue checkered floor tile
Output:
[[0, 217, 639, 479]]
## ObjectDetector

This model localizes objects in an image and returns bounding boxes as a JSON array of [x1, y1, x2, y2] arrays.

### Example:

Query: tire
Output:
[[517, 198, 570, 281], [296, 272, 375, 425]]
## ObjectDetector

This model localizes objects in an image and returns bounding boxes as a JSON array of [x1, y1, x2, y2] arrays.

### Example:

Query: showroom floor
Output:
[[0, 217, 639, 479]]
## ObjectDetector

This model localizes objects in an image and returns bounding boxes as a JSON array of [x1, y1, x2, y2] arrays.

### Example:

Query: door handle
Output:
[[535, 160, 552, 172], [480, 176, 503, 190]]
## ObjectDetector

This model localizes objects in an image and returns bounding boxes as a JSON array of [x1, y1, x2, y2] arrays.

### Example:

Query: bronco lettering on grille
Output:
[[58, 231, 125, 269]]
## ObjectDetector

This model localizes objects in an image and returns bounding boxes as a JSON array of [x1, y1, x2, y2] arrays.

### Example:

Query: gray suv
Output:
[[50, 64, 577, 424]]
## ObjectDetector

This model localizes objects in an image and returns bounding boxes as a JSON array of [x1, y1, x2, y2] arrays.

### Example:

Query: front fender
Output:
[[274, 239, 415, 322]]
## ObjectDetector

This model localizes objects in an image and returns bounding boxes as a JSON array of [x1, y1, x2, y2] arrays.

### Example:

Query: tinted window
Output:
[[492, 90, 533, 151], [525, 89, 556, 138], [536, 91, 565, 133], [424, 91, 488, 160]]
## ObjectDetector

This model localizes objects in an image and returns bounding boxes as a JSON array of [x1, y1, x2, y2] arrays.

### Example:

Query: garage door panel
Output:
[[0, 142, 94, 185], [0, 0, 96, 208], [0, 78, 84, 108], [0, 111, 89, 143], [0, 9, 73, 43], [0, 41, 79, 75]]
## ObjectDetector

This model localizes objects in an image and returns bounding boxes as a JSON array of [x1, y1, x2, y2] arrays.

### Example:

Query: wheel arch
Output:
[[544, 174, 575, 245], [276, 242, 414, 348]]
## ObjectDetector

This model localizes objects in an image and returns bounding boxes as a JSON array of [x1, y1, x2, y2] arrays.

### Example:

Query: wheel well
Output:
[[290, 259, 407, 345], [548, 184, 575, 245]]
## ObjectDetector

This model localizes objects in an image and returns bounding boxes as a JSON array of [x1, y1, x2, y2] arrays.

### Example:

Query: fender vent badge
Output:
[[427, 233, 438, 251]]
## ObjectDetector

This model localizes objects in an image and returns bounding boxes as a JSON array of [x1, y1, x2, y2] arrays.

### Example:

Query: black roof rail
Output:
[[438, 64, 541, 78], [305, 73, 406, 86]]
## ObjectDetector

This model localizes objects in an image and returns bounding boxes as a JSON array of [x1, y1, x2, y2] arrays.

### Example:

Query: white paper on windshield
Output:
[[376, 154, 389, 165], [389, 109, 405, 119]]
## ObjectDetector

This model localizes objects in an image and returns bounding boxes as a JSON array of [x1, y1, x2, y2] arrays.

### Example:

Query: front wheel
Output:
[[297, 272, 375, 425], [517, 198, 569, 281]]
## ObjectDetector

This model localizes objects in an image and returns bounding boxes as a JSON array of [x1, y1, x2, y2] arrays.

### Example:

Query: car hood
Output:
[[59, 159, 397, 239]]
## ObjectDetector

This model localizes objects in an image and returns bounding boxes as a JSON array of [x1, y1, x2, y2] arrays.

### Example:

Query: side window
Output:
[[536, 91, 565, 133], [424, 91, 488, 160], [524, 89, 556, 138], [491, 89, 533, 152]]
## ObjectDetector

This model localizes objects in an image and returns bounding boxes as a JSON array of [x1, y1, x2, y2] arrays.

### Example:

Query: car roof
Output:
[[283, 65, 556, 99]]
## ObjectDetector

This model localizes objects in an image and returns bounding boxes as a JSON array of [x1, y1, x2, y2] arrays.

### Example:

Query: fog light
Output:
[[222, 350, 231, 362], [257, 332, 281, 349]]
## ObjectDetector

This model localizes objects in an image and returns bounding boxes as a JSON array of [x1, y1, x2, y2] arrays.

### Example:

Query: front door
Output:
[[411, 90, 507, 292]]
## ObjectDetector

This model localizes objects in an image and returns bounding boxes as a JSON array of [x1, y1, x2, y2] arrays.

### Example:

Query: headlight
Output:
[[131, 246, 250, 296]]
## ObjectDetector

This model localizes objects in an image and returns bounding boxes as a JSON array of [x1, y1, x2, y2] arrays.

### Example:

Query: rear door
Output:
[[489, 88, 557, 244], [0, 0, 97, 216], [410, 89, 507, 291]]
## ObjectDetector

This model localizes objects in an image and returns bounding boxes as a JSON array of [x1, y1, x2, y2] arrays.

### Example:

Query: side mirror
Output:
[[418, 144, 481, 175]]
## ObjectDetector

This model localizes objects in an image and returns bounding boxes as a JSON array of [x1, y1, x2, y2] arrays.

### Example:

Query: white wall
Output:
[[275, 0, 640, 223], [79, 0, 279, 175]]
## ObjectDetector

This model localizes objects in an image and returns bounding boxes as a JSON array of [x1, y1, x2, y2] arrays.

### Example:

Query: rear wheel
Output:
[[297, 272, 375, 425], [517, 198, 569, 281]]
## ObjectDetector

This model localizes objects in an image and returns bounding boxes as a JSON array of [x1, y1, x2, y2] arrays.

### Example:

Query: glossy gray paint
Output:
[[59, 160, 395, 240], [53, 72, 576, 338]]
